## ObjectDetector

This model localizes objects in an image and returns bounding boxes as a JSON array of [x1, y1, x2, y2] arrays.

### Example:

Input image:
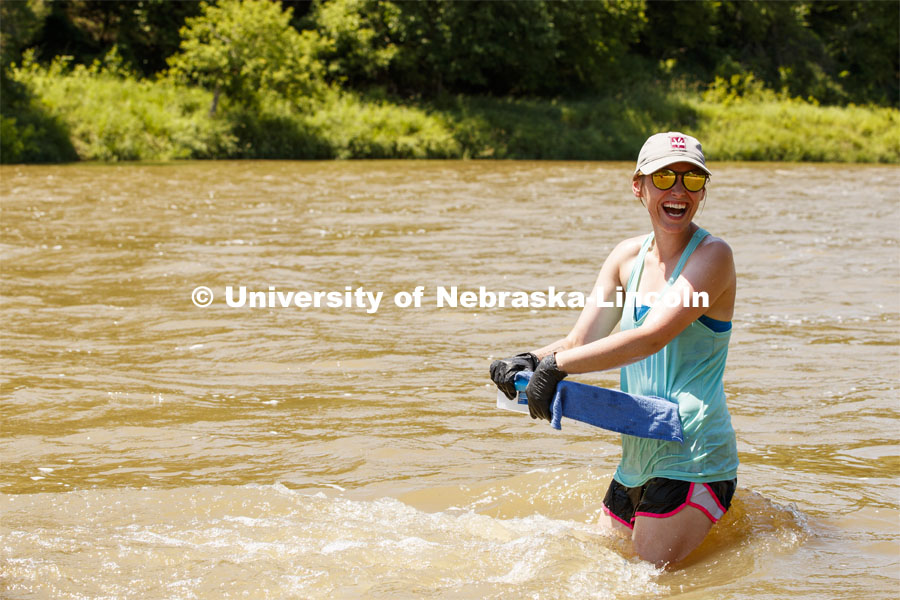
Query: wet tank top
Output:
[[614, 227, 739, 487]]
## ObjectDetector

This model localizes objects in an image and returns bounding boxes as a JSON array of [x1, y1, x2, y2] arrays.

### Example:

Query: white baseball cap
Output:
[[634, 132, 711, 176]]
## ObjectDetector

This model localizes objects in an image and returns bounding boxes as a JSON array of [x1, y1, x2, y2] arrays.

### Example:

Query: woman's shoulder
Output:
[[695, 232, 734, 265], [687, 231, 736, 286], [611, 233, 650, 259], [606, 234, 650, 286]]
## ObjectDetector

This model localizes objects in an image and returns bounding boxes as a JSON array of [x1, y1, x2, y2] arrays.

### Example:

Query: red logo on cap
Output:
[[670, 136, 686, 150]]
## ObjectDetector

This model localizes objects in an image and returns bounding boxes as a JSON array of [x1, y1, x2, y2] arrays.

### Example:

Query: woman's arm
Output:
[[556, 237, 735, 374]]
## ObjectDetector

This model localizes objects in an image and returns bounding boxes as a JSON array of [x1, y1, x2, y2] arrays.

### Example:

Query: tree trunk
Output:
[[209, 85, 221, 117]]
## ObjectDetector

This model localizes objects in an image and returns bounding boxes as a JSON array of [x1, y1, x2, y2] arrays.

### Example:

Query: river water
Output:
[[1, 161, 897, 599]]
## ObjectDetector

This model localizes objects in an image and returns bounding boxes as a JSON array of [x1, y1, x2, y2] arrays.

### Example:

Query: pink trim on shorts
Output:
[[633, 482, 726, 525], [703, 482, 727, 513], [686, 483, 727, 523], [602, 503, 634, 530]]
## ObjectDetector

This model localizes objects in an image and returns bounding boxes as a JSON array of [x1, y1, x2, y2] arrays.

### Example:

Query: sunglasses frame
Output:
[[650, 168, 709, 193]]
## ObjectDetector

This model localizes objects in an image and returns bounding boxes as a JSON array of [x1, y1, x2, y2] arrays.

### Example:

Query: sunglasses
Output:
[[650, 169, 708, 192]]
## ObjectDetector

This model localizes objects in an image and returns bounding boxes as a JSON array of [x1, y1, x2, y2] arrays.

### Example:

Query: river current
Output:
[[1, 161, 897, 598]]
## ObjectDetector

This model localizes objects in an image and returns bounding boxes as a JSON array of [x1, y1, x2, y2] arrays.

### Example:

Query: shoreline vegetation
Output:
[[1, 0, 897, 164]]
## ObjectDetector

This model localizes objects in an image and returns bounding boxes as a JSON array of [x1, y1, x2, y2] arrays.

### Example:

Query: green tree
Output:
[[807, 1, 899, 105], [546, 0, 646, 93], [17, 1, 203, 76], [636, 0, 898, 106], [1, 0, 49, 68], [168, 0, 326, 115], [310, 0, 400, 86], [308, 0, 646, 97], [1, 0, 78, 164]]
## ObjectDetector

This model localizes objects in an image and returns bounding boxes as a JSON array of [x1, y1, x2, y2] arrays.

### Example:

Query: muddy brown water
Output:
[[1, 161, 897, 598]]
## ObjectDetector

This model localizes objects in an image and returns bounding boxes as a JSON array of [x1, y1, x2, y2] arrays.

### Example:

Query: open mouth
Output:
[[662, 201, 687, 218]]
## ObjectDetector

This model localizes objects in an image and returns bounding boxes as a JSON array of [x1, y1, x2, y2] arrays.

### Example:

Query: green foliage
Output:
[[305, 90, 460, 158], [0, 52, 78, 163], [20, 1, 202, 76], [304, 0, 895, 104], [8, 53, 235, 161], [3, 0, 898, 163], [168, 0, 327, 114], [0, 115, 24, 162], [638, 0, 898, 107], [0, 103, 78, 164], [702, 74, 780, 105], [221, 88, 462, 159], [308, 0, 646, 96], [435, 85, 698, 160], [310, 0, 400, 85], [5, 51, 899, 163], [806, 1, 900, 106], [408, 0, 560, 95], [0, 0, 50, 68], [693, 98, 900, 163], [3, 0, 897, 108], [227, 108, 333, 159], [546, 0, 646, 92]]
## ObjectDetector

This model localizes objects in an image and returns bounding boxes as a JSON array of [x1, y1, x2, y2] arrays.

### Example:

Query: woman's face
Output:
[[632, 161, 707, 234]]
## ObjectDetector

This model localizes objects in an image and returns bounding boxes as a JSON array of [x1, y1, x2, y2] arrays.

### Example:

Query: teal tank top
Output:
[[614, 227, 739, 487]]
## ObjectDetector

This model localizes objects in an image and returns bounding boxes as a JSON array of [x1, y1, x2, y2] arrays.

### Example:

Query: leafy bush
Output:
[[304, 90, 460, 159], [0, 67, 77, 163], [696, 74, 899, 162], [9, 53, 236, 161], [168, 0, 327, 115], [4, 50, 897, 163], [694, 98, 900, 163]]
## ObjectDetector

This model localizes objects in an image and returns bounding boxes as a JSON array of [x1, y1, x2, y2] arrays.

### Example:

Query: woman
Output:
[[490, 132, 739, 567]]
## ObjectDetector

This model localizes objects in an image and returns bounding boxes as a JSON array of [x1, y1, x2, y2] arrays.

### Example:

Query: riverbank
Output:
[[3, 62, 898, 164]]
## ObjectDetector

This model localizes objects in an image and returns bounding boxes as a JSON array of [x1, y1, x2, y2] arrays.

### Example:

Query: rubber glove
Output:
[[490, 352, 539, 400], [525, 354, 567, 422]]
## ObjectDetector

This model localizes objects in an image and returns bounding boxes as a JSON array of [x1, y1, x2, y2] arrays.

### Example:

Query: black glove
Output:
[[525, 354, 567, 422], [490, 352, 539, 400]]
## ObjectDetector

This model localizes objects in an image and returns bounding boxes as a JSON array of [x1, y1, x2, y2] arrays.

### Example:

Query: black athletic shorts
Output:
[[602, 477, 737, 530]]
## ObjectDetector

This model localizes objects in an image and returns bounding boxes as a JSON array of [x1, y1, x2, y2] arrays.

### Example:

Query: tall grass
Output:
[[304, 91, 461, 159], [9, 58, 236, 161], [3, 59, 898, 163], [692, 99, 900, 163], [4, 59, 460, 162], [432, 88, 701, 160]]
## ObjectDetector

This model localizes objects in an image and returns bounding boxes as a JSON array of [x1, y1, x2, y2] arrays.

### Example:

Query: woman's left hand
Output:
[[525, 355, 568, 422]]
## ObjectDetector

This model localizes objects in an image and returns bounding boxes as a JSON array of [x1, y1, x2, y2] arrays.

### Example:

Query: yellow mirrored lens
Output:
[[651, 171, 676, 190], [683, 173, 707, 192]]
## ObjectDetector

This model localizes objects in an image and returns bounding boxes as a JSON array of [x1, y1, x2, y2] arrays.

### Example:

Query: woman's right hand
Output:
[[489, 352, 539, 399], [525, 354, 567, 421]]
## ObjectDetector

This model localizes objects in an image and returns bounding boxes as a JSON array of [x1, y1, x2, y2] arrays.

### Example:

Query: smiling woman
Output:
[[491, 131, 739, 567]]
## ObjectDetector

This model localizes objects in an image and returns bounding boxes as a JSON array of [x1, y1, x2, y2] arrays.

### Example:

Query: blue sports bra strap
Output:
[[626, 232, 655, 293], [668, 227, 709, 284]]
